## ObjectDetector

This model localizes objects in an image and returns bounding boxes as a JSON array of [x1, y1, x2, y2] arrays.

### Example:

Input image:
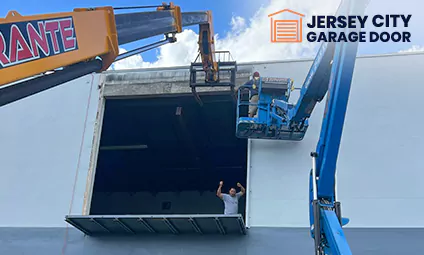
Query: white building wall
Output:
[[0, 74, 101, 227], [247, 52, 424, 228], [1, 52, 423, 228]]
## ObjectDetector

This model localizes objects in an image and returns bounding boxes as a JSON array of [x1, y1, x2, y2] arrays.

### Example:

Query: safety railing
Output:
[[214, 51, 235, 63], [236, 85, 263, 121], [192, 50, 235, 64]]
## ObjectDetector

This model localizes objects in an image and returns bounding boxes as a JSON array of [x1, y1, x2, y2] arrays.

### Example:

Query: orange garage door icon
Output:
[[268, 9, 305, 43]]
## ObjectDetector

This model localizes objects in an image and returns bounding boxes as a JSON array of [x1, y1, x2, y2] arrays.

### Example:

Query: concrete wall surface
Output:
[[0, 227, 423, 255], [247, 52, 424, 228], [0, 74, 101, 227]]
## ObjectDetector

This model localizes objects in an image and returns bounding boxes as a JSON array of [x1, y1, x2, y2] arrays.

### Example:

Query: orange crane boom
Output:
[[0, 3, 236, 107]]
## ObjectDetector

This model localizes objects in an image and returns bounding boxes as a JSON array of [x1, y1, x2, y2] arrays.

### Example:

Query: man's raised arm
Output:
[[237, 182, 246, 196], [216, 181, 224, 199]]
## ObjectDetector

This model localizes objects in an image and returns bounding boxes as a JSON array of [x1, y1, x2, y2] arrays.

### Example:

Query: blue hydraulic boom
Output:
[[235, 0, 368, 254]]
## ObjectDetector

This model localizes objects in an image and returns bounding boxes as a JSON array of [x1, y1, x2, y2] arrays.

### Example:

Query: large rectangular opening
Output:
[[68, 93, 249, 235]]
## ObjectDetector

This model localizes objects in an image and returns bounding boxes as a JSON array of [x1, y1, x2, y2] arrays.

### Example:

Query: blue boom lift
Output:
[[235, 0, 368, 254]]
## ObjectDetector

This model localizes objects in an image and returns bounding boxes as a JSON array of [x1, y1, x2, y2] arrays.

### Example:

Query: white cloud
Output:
[[111, 48, 155, 70], [399, 45, 424, 53], [230, 15, 247, 34], [110, 0, 341, 70]]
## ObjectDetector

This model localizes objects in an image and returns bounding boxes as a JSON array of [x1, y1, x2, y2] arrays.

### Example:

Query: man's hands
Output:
[[237, 182, 246, 196], [217, 181, 245, 198], [217, 181, 224, 199]]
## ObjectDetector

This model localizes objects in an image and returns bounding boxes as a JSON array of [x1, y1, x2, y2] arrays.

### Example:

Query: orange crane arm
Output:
[[0, 3, 231, 107], [0, 7, 120, 87], [0, 3, 186, 88], [197, 11, 217, 81]]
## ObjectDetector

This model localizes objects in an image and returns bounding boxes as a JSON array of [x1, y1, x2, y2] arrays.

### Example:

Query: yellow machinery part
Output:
[[198, 11, 218, 81], [0, 7, 119, 87]]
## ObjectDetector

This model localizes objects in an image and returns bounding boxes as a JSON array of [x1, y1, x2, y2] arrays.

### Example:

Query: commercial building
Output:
[[0, 51, 423, 254]]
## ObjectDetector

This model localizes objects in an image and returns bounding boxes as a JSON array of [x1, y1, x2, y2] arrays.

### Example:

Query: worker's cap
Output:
[[253, 71, 260, 77]]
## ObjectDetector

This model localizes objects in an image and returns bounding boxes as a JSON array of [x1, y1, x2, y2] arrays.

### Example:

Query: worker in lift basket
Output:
[[216, 181, 245, 215], [246, 71, 260, 117]]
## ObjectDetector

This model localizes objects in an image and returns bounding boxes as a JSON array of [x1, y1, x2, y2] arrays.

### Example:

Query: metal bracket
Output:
[[189, 51, 237, 106], [163, 218, 179, 234], [188, 218, 203, 234], [114, 218, 135, 234], [115, 35, 176, 63], [91, 218, 110, 232], [137, 218, 156, 233], [214, 217, 226, 235]]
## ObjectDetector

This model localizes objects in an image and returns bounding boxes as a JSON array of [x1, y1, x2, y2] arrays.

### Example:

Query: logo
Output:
[[268, 9, 413, 43], [0, 17, 79, 69], [268, 9, 305, 43]]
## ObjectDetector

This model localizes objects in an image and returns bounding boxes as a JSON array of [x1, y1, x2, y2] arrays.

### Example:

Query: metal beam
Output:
[[163, 218, 179, 234], [137, 218, 156, 233], [91, 218, 111, 233], [214, 217, 226, 235], [115, 38, 174, 62], [189, 218, 203, 234], [237, 217, 247, 235], [114, 218, 135, 234], [115, 10, 177, 45], [181, 12, 209, 27], [65, 218, 91, 235], [116, 11, 210, 45], [65, 214, 246, 236]]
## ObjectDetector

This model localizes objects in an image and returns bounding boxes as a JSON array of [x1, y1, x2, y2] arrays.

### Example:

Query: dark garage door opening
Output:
[[89, 93, 248, 219]]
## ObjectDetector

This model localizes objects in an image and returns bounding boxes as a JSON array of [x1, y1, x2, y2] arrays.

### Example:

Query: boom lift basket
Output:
[[235, 77, 307, 141], [189, 51, 237, 105]]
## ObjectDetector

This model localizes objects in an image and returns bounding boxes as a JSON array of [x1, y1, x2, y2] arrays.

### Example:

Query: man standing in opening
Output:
[[216, 181, 245, 215]]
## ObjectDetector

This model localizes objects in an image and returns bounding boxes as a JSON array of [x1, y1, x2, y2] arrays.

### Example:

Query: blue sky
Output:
[[1, 0, 422, 66], [0, 0, 268, 63]]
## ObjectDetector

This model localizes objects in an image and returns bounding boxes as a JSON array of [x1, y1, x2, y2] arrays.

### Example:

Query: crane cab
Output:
[[236, 75, 305, 140]]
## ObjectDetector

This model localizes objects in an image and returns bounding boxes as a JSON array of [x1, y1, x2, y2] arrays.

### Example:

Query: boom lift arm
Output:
[[0, 3, 230, 107], [306, 1, 368, 254], [236, 0, 368, 254]]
